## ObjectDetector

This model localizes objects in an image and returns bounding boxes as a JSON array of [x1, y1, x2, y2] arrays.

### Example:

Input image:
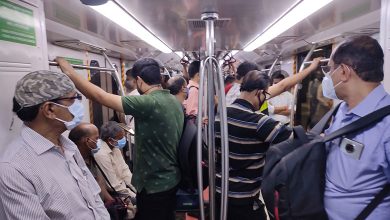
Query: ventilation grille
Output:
[[343, 27, 379, 36], [187, 18, 231, 29], [53, 40, 106, 53]]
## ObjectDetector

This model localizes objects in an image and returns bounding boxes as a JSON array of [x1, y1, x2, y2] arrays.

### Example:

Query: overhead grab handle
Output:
[[303, 58, 330, 65], [49, 61, 116, 72]]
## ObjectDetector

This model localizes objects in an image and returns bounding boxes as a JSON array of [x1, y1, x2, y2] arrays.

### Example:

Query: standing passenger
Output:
[[215, 70, 293, 220], [166, 75, 188, 104], [183, 61, 200, 120], [56, 57, 184, 220], [0, 71, 109, 219], [324, 36, 390, 220]]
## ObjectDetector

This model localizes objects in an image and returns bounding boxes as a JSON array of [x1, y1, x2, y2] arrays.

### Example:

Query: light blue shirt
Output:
[[0, 125, 110, 220], [324, 84, 390, 220]]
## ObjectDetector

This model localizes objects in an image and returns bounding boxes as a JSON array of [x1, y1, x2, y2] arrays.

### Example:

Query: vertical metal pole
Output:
[[197, 61, 206, 220], [289, 44, 317, 127], [267, 55, 281, 77], [205, 15, 216, 220], [102, 51, 125, 96]]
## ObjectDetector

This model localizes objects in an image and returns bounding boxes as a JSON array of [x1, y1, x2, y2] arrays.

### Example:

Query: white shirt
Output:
[[226, 83, 241, 106], [268, 91, 293, 124], [0, 125, 109, 220], [93, 142, 136, 198]]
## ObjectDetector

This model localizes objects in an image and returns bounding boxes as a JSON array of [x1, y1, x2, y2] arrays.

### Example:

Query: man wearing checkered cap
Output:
[[0, 70, 109, 220]]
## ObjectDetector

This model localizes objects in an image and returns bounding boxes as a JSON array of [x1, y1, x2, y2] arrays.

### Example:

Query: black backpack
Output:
[[177, 115, 209, 192], [262, 104, 390, 220]]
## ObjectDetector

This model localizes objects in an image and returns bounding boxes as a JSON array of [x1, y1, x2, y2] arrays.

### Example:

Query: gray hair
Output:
[[100, 121, 123, 141]]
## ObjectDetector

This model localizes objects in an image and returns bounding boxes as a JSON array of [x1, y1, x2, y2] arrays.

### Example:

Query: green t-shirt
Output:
[[121, 89, 184, 193]]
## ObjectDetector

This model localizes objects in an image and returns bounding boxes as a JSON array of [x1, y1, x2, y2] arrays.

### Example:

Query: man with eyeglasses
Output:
[[215, 70, 294, 220], [0, 70, 109, 219], [323, 36, 390, 220]]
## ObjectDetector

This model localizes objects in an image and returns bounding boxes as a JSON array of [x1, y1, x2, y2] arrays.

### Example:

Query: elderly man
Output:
[[0, 71, 109, 219], [68, 123, 114, 204], [94, 121, 136, 201], [167, 75, 188, 104]]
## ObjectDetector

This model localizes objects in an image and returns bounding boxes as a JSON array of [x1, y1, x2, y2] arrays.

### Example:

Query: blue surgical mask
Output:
[[114, 137, 126, 149], [89, 139, 102, 154], [322, 66, 342, 100], [53, 100, 84, 130]]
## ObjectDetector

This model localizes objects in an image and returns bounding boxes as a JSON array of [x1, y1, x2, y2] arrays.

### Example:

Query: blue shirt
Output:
[[324, 84, 390, 220]]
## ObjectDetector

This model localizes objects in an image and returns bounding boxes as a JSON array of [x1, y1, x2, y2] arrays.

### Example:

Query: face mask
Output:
[[53, 100, 84, 130], [322, 66, 342, 100], [113, 137, 126, 149], [88, 138, 102, 154]]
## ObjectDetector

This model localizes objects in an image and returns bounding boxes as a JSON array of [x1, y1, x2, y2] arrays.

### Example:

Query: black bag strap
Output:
[[310, 103, 341, 135], [92, 157, 119, 195], [324, 105, 390, 142], [355, 184, 390, 220]]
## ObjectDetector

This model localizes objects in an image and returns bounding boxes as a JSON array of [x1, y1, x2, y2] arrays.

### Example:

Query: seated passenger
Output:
[[94, 121, 136, 201], [215, 70, 293, 220], [68, 123, 114, 204], [324, 36, 390, 219], [0, 70, 109, 219]]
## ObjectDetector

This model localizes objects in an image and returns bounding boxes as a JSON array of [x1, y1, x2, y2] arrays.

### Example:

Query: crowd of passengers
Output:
[[0, 35, 389, 220]]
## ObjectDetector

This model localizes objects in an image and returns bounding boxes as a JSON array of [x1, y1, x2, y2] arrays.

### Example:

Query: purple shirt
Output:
[[324, 84, 390, 220]]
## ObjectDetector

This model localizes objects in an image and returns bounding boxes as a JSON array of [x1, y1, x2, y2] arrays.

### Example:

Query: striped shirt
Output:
[[215, 99, 292, 205], [0, 125, 109, 220]]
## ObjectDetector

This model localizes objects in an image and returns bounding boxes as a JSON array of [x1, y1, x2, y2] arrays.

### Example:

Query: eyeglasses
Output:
[[52, 93, 83, 102]]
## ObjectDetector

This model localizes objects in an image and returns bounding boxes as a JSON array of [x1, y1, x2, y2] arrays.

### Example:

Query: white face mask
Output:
[[52, 100, 84, 130], [322, 66, 342, 100]]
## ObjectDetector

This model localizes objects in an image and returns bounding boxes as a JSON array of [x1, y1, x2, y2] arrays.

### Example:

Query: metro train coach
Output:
[[0, 0, 390, 220]]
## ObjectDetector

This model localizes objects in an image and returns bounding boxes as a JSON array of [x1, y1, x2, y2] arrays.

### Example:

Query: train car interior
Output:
[[1, 0, 389, 219]]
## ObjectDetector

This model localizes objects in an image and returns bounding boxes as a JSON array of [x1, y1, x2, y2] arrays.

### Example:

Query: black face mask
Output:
[[257, 90, 270, 108]]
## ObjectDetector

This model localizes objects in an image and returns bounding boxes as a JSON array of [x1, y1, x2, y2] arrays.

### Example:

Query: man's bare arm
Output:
[[56, 57, 124, 113]]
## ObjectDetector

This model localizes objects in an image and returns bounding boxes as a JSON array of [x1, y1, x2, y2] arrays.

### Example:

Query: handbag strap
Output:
[[355, 184, 390, 220], [92, 157, 119, 196]]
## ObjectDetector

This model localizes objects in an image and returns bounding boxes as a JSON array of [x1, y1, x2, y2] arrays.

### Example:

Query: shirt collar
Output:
[[232, 98, 256, 112], [345, 84, 387, 117], [21, 125, 77, 155]]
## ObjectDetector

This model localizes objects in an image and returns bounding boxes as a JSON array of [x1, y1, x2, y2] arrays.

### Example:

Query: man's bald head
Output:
[[167, 76, 187, 95], [69, 123, 98, 144]]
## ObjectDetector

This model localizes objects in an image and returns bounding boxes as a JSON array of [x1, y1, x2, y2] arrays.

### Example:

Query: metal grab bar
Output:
[[267, 55, 281, 76], [289, 45, 317, 127], [303, 58, 329, 65], [49, 61, 116, 72], [102, 51, 125, 96]]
